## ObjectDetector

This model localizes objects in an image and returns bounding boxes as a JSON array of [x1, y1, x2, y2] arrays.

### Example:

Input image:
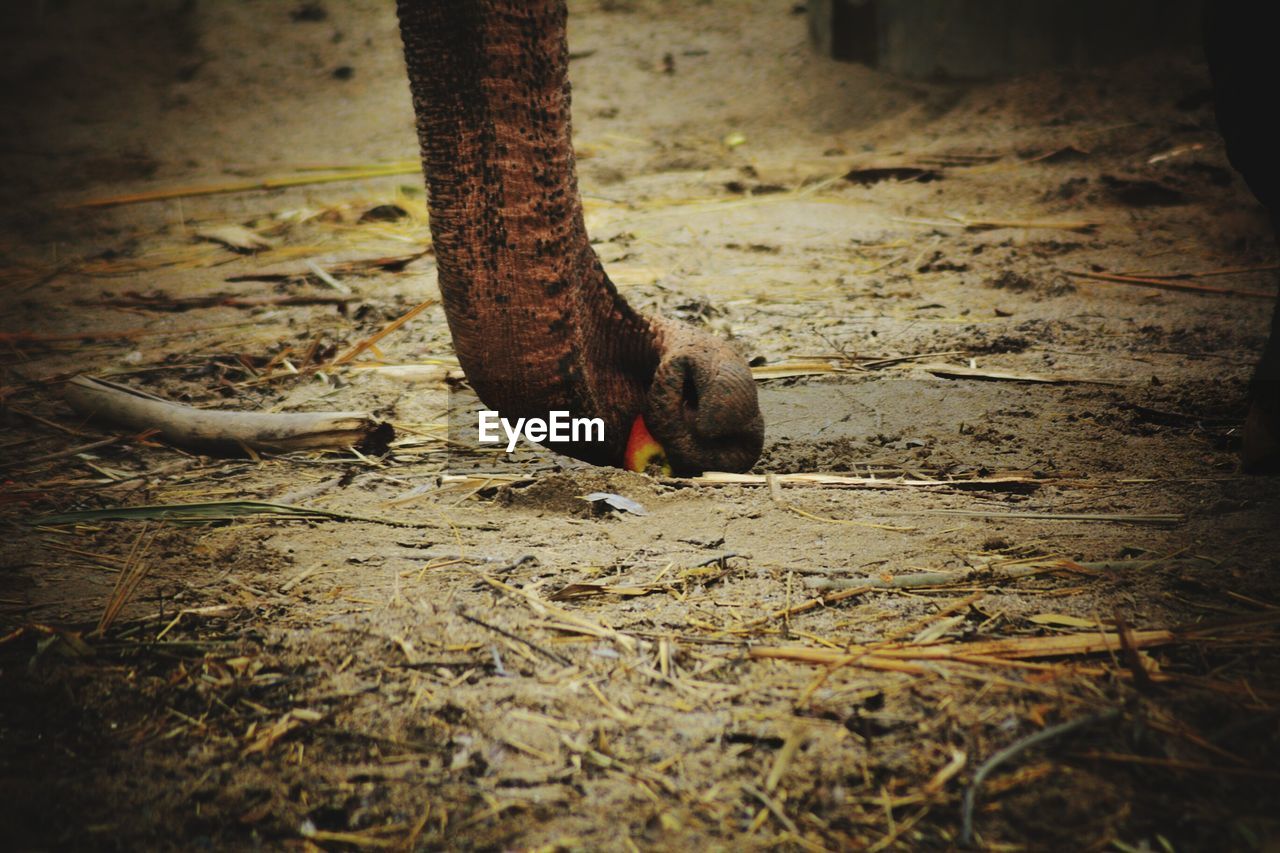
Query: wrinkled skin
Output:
[[396, 0, 763, 475], [1205, 2, 1280, 472]]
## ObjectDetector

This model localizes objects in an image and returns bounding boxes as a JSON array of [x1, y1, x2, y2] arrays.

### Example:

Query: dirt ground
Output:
[[3, 1, 1280, 850]]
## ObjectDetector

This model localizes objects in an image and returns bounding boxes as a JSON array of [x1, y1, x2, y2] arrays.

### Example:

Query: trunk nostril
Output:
[[681, 372, 700, 414]]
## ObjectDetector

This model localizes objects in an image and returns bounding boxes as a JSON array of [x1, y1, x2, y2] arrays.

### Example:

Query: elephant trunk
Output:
[[396, 0, 763, 474]]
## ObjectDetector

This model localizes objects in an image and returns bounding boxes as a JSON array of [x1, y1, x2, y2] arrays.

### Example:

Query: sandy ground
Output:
[[3, 1, 1280, 850]]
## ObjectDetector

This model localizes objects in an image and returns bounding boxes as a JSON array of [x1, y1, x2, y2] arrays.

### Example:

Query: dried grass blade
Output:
[[331, 297, 437, 365], [73, 163, 423, 209]]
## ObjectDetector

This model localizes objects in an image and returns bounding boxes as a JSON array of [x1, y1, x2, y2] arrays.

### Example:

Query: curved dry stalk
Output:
[[65, 375, 391, 455]]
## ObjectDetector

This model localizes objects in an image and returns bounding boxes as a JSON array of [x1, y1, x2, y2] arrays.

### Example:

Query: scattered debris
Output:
[[72, 162, 423, 209], [86, 290, 356, 311], [194, 224, 277, 253], [225, 250, 431, 283], [331, 297, 437, 366], [1064, 268, 1277, 299], [33, 500, 441, 529], [691, 470, 1052, 491], [845, 166, 943, 186], [961, 711, 1121, 846], [1101, 174, 1188, 207], [581, 491, 648, 516], [917, 362, 1125, 385]]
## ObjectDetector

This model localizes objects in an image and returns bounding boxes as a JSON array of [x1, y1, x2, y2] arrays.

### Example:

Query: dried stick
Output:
[[960, 710, 1120, 846], [1065, 268, 1275, 299], [456, 608, 574, 666], [65, 375, 391, 454]]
